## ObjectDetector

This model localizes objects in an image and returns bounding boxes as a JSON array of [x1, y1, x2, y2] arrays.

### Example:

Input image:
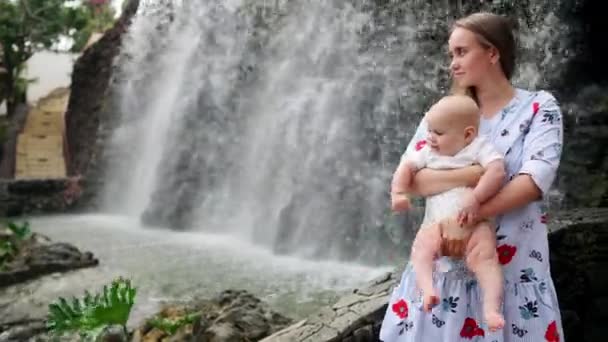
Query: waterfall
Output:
[[102, 0, 573, 265]]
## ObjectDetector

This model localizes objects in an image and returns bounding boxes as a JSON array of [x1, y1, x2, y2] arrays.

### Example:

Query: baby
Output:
[[390, 95, 506, 331]]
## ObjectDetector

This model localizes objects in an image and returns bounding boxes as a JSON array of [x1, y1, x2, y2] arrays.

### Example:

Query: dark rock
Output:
[[0, 178, 82, 217], [0, 232, 98, 288], [0, 319, 47, 342], [98, 325, 129, 342], [64, 0, 140, 210], [134, 289, 293, 342]]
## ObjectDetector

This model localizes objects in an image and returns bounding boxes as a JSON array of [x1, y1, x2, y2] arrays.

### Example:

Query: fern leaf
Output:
[[83, 290, 94, 306], [47, 299, 84, 333], [47, 278, 137, 337], [6, 221, 31, 240], [72, 298, 82, 313], [148, 313, 201, 336]]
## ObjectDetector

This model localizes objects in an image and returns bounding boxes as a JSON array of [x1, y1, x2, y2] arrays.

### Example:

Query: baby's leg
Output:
[[465, 222, 505, 331], [411, 224, 442, 312]]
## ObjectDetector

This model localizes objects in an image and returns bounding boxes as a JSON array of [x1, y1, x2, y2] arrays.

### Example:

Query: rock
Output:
[[0, 231, 98, 288], [64, 0, 140, 210], [0, 178, 83, 217], [548, 208, 608, 342], [0, 319, 47, 342], [134, 289, 292, 342]]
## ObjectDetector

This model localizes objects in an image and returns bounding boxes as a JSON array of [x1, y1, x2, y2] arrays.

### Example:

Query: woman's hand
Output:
[[438, 217, 473, 258], [457, 192, 480, 226]]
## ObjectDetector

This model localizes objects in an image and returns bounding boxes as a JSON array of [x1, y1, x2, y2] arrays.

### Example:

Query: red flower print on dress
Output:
[[414, 140, 427, 151], [545, 321, 560, 342], [541, 213, 548, 224], [533, 102, 540, 115], [460, 317, 485, 339], [392, 299, 409, 319], [497, 244, 517, 265]]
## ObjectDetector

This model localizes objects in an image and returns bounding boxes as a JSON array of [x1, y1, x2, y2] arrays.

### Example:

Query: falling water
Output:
[[102, 0, 574, 265]]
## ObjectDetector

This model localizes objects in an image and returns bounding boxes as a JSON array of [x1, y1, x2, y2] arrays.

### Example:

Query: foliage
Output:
[[0, 0, 116, 115], [0, 220, 32, 269], [147, 312, 201, 336], [0, 239, 17, 267], [47, 277, 137, 340], [70, 0, 117, 52], [6, 220, 31, 239]]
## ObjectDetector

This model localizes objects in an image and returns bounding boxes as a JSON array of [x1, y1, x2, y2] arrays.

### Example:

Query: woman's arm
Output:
[[477, 174, 540, 219], [409, 165, 484, 197], [479, 93, 563, 218]]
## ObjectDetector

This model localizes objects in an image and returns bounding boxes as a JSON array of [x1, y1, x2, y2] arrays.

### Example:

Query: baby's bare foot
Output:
[[485, 311, 505, 332], [422, 290, 439, 312]]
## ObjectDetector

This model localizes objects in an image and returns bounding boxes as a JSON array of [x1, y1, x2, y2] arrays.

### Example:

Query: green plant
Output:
[[0, 0, 116, 116], [47, 277, 137, 340], [0, 220, 30, 269], [6, 220, 31, 240], [148, 312, 201, 336], [0, 239, 17, 267]]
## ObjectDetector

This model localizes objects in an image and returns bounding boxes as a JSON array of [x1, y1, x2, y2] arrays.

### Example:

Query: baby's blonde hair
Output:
[[427, 95, 480, 129]]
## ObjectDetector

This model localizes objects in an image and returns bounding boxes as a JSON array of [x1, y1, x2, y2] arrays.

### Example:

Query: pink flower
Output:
[[414, 140, 426, 151], [391, 299, 409, 319], [460, 318, 485, 339], [533, 102, 540, 115]]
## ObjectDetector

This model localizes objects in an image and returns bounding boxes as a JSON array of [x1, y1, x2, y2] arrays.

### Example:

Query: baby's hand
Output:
[[458, 192, 480, 226], [391, 192, 411, 212]]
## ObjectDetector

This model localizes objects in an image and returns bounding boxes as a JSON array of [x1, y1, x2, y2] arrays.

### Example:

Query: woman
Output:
[[379, 12, 565, 342]]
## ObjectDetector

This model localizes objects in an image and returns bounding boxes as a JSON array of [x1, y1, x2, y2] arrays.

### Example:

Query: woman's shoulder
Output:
[[515, 88, 560, 107], [504, 88, 561, 118]]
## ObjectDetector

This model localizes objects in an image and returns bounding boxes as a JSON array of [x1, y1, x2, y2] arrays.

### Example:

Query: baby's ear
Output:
[[464, 125, 477, 143]]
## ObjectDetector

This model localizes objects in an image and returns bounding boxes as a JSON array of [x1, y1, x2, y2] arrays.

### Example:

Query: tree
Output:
[[0, 0, 115, 116]]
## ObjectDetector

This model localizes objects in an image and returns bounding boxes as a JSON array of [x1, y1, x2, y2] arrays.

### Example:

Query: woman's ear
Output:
[[489, 46, 500, 65]]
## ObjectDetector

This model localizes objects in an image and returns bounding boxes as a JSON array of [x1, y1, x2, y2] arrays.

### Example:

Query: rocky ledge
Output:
[[132, 289, 293, 342], [0, 228, 98, 288], [0, 289, 292, 342], [262, 207, 608, 342]]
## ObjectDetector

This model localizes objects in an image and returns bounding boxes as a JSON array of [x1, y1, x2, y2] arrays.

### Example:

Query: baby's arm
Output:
[[472, 159, 506, 203], [390, 160, 418, 211], [459, 141, 506, 225], [391, 159, 417, 194]]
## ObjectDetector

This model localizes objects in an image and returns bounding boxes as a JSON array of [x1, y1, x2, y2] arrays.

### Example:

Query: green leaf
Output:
[[47, 277, 137, 337], [148, 313, 201, 336], [6, 220, 31, 240]]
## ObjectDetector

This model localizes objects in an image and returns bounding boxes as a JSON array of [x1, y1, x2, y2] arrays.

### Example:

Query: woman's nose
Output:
[[450, 59, 459, 72]]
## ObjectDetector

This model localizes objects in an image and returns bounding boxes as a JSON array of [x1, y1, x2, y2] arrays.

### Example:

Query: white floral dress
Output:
[[379, 88, 565, 342]]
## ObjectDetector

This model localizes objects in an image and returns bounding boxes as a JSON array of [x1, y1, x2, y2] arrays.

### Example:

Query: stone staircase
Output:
[[15, 88, 69, 179]]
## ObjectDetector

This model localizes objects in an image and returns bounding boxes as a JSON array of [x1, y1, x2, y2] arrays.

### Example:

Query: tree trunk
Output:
[[2, 59, 22, 117], [4, 70, 16, 117]]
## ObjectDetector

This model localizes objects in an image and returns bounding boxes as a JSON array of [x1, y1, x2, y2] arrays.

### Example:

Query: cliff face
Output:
[[64, 0, 140, 208]]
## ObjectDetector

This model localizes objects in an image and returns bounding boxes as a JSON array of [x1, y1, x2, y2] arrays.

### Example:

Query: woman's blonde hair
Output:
[[450, 12, 516, 102]]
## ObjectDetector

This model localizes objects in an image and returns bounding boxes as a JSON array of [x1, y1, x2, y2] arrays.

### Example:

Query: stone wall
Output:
[[558, 88, 608, 208], [64, 0, 140, 209], [262, 208, 608, 342], [0, 177, 82, 217]]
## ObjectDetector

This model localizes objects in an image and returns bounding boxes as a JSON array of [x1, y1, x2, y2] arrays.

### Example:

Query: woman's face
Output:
[[448, 27, 496, 87]]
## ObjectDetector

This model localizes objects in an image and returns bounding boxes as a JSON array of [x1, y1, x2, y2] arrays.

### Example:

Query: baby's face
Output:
[[425, 108, 469, 156]]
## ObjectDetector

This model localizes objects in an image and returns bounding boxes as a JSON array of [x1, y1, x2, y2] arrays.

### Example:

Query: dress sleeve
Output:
[[400, 118, 429, 163], [518, 91, 564, 196], [476, 137, 504, 168], [402, 145, 429, 170]]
